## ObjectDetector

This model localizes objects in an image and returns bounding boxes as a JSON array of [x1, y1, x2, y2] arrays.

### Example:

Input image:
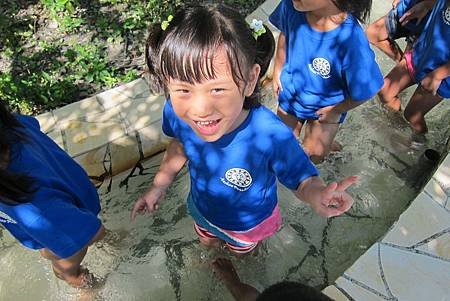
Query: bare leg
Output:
[[194, 224, 222, 249], [39, 225, 105, 288], [302, 120, 339, 163], [277, 106, 304, 138], [211, 258, 260, 301], [199, 236, 222, 249], [378, 59, 415, 111], [366, 16, 403, 62], [404, 87, 443, 134]]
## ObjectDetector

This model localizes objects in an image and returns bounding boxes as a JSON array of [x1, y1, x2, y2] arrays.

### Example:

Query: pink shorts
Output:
[[188, 196, 282, 254], [404, 50, 416, 80]]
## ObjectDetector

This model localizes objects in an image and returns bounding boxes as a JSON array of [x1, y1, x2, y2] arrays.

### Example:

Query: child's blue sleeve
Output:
[[269, 128, 319, 190], [16, 114, 41, 130], [269, 0, 289, 33], [162, 100, 176, 137], [23, 200, 101, 258], [342, 33, 384, 101]]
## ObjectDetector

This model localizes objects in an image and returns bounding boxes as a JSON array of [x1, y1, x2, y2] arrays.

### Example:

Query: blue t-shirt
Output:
[[412, 0, 450, 98], [0, 115, 101, 258], [162, 101, 318, 231], [269, 0, 383, 120]]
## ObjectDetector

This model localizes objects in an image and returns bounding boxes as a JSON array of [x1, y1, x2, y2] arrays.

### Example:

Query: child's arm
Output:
[[272, 33, 286, 98], [421, 61, 450, 96], [315, 98, 365, 124], [131, 138, 187, 220], [294, 176, 358, 217]]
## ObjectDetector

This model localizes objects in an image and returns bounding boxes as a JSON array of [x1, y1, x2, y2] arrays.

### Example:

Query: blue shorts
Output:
[[278, 97, 347, 124]]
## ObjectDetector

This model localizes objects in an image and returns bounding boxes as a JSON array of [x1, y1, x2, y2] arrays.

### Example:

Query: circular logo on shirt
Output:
[[308, 57, 331, 79], [443, 6, 450, 25], [223, 168, 252, 190]]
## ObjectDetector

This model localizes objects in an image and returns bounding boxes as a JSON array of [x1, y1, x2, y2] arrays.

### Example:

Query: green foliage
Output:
[[0, 0, 264, 114]]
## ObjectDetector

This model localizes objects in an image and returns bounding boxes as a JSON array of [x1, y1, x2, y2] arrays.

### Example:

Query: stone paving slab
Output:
[[331, 155, 450, 300]]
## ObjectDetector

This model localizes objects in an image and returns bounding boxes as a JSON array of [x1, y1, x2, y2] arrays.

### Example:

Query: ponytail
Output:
[[244, 24, 275, 109], [145, 23, 166, 94], [0, 102, 36, 205], [255, 24, 275, 80]]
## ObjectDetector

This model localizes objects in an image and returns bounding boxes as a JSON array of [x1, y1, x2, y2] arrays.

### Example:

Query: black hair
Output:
[[256, 281, 335, 301], [145, 3, 275, 110], [0, 101, 36, 205], [332, 0, 372, 23]]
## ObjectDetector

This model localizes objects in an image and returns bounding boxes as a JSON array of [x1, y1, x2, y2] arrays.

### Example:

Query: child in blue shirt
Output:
[[0, 102, 105, 288], [379, 0, 449, 134], [269, 0, 384, 163], [131, 3, 357, 254], [366, 0, 435, 62]]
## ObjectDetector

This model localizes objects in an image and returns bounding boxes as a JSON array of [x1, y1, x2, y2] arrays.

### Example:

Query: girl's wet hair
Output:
[[145, 3, 275, 109], [0, 102, 36, 205], [332, 0, 372, 23]]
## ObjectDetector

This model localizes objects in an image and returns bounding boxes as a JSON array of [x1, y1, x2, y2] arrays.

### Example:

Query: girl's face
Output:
[[292, 0, 333, 12], [167, 48, 260, 142]]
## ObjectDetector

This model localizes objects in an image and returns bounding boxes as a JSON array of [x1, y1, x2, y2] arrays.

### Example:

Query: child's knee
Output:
[[304, 144, 329, 162]]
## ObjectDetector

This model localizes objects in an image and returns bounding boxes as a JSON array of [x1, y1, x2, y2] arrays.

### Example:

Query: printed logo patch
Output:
[[443, 6, 450, 25], [220, 168, 252, 191], [0, 211, 17, 224], [308, 57, 331, 79]]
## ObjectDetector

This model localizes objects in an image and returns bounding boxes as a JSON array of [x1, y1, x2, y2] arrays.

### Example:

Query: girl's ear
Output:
[[244, 63, 261, 97]]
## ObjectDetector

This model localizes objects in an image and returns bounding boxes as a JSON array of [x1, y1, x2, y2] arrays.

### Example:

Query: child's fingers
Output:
[[321, 182, 338, 199], [336, 175, 358, 192], [130, 199, 146, 221]]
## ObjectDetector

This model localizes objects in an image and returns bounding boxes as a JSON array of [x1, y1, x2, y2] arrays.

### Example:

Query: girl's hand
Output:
[[131, 186, 166, 221], [272, 70, 283, 98], [420, 71, 443, 96], [399, 1, 432, 26], [309, 176, 358, 217], [316, 105, 341, 124]]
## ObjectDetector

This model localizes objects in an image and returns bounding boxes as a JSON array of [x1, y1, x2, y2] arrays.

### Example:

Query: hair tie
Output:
[[161, 15, 173, 31], [249, 19, 266, 40]]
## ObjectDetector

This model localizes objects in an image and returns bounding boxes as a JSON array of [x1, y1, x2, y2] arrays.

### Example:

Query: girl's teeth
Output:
[[198, 121, 214, 125]]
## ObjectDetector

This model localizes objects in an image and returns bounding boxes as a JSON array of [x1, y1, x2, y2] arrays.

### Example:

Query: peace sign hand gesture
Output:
[[297, 176, 358, 218]]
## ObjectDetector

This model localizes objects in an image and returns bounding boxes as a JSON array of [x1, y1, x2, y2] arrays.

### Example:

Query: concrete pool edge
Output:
[[34, 0, 450, 299]]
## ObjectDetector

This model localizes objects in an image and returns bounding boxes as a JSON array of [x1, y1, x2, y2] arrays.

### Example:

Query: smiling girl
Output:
[[131, 3, 357, 254]]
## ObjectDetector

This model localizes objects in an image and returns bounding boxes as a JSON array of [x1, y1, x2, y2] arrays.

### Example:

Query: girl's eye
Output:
[[175, 89, 190, 94], [211, 88, 225, 94]]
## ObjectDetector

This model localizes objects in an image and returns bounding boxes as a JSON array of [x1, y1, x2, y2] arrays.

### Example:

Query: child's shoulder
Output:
[[249, 105, 297, 137], [15, 114, 40, 131]]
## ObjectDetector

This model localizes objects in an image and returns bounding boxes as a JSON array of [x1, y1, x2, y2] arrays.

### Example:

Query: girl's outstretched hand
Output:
[[272, 71, 283, 98], [308, 176, 358, 217], [131, 186, 166, 221]]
